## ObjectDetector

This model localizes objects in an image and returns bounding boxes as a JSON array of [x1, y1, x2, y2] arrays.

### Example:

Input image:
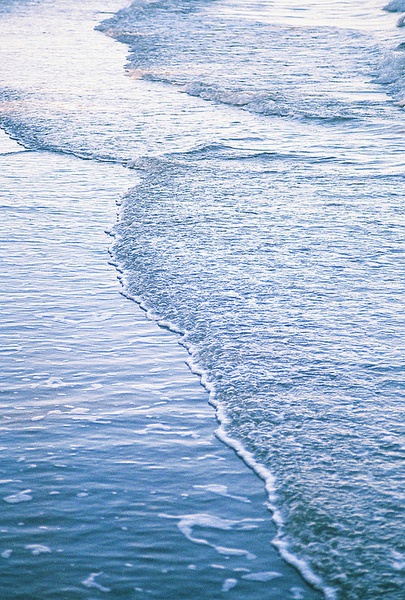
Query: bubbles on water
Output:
[[159, 512, 260, 559], [25, 544, 51, 556], [115, 141, 405, 598], [391, 550, 405, 571], [222, 577, 238, 592], [242, 571, 283, 582], [82, 572, 111, 593], [3, 489, 32, 503], [290, 587, 305, 600], [193, 483, 251, 503]]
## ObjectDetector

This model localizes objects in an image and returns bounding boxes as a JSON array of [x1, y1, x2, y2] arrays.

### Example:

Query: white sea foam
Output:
[[2, 0, 404, 597], [290, 588, 305, 600], [82, 572, 111, 593], [119, 291, 336, 598], [242, 571, 282, 582], [215, 546, 257, 560], [181, 82, 284, 117], [211, 401, 337, 600], [25, 544, 51, 556], [3, 489, 32, 504], [193, 484, 251, 503], [391, 550, 405, 571], [159, 512, 259, 560], [222, 578, 238, 592], [176, 513, 260, 536]]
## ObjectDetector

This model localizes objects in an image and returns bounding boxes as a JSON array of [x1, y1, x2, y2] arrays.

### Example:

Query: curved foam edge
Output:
[[186, 354, 338, 600], [0, 120, 128, 164], [110, 226, 337, 600]]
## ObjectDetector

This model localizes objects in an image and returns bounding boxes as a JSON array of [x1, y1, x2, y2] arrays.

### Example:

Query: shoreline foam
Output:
[[0, 120, 321, 600], [112, 243, 335, 600]]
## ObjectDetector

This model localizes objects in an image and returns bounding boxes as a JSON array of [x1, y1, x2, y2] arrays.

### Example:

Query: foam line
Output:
[[110, 219, 336, 600]]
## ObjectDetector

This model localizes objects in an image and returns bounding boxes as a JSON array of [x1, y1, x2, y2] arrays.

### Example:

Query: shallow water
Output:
[[0, 136, 319, 599], [0, 0, 404, 599]]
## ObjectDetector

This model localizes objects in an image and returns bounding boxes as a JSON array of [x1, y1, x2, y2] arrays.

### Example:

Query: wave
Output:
[[98, 0, 386, 123], [0, 115, 126, 163], [111, 143, 405, 599], [110, 244, 338, 600], [127, 67, 382, 123], [141, 73, 354, 122], [125, 142, 368, 172], [139, 74, 290, 117], [375, 49, 405, 104], [371, 1, 405, 103], [1, 1, 404, 597]]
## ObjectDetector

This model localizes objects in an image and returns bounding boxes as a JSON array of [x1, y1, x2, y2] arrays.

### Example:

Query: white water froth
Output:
[[3, 489, 33, 504], [82, 572, 111, 593], [222, 578, 238, 592], [193, 484, 251, 503], [159, 512, 260, 560], [1, 0, 404, 598], [25, 544, 52, 556], [123, 296, 336, 599], [242, 571, 282, 582], [103, 249, 338, 598]]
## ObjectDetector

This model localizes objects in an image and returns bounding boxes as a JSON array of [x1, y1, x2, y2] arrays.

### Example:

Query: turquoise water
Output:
[[0, 1, 404, 598]]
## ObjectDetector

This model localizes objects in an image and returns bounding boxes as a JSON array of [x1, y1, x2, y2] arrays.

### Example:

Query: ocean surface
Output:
[[0, 1, 404, 599]]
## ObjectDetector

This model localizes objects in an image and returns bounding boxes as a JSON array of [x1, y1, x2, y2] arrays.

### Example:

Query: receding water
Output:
[[0, 1, 404, 599], [0, 137, 318, 600]]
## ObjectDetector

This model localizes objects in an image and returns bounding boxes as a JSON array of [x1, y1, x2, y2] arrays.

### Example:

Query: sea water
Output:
[[0, 1, 404, 599]]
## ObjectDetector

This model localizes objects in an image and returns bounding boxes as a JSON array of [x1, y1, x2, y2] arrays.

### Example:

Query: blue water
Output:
[[0, 1, 404, 599]]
